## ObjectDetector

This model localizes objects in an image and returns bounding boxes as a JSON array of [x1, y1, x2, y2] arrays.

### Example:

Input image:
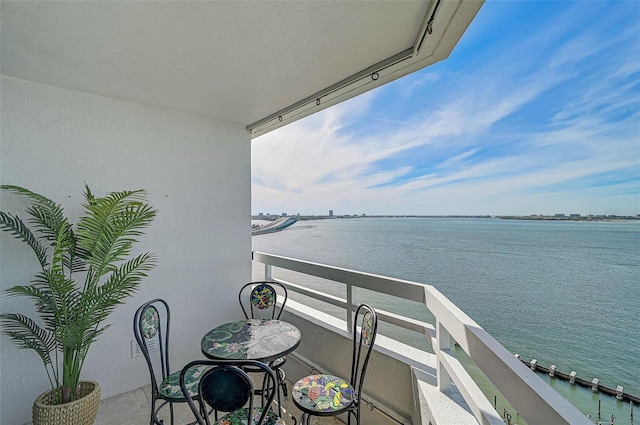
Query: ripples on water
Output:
[[252, 217, 639, 422]]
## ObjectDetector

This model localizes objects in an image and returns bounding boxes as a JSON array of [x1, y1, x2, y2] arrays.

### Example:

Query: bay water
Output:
[[252, 217, 639, 423]]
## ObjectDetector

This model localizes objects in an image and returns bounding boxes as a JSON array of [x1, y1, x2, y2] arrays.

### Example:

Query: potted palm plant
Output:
[[0, 184, 157, 425]]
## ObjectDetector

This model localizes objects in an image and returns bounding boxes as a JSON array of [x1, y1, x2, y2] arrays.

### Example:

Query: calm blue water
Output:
[[252, 218, 639, 423]]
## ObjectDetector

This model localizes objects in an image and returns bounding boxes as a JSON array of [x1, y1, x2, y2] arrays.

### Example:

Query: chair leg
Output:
[[352, 406, 360, 425], [275, 372, 283, 418], [300, 412, 309, 425], [278, 367, 288, 396], [169, 402, 175, 425], [150, 397, 159, 425], [270, 366, 288, 418]]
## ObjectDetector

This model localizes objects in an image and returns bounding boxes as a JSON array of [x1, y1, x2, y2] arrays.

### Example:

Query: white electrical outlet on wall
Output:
[[131, 338, 159, 358]]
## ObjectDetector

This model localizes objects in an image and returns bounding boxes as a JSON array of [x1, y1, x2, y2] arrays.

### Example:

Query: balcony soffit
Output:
[[0, 1, 483, 138]]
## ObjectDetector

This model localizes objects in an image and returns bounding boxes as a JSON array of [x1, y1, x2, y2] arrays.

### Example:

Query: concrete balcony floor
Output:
[[94, 379, 393, 425]]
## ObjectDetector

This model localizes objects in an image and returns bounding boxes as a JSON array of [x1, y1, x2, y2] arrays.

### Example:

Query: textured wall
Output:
[[0, 76, 252, 425]]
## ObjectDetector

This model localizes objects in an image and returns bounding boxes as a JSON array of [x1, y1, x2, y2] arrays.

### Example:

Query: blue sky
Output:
[[252, 1, 640, 216]]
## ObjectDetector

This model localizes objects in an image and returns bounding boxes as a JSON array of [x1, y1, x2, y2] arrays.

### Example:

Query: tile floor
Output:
[[94, 379, 344, 425]]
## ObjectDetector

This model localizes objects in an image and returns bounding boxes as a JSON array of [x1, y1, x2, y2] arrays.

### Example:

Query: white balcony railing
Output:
[[252, 251, 591, 425]]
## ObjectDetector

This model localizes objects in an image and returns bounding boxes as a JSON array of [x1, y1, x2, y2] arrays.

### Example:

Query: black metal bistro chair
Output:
[[134, 299, 210, 425], [239, 281, 288, 321], [238, 281, 289, 410], [180, 359, 285, 425], [291, 303, 378, 425]]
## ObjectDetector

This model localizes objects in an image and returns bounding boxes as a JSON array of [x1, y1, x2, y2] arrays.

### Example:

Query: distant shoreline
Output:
[[496, 215, 639, 222], [252, 214, 639, 222]]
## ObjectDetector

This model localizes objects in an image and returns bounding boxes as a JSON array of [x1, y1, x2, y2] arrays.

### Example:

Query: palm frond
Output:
[[27, 204, 67, 244], [80, 324, 110, 349], [63, 253, 87, 274], [4, 283, 52, 303], [0, 211, 49, 268], [77, 190, 156, 279], [59, 226, 81, 273], [27, 272, 62, 329], [42, 267, 76, 331], [4, 274, 59, 324], [0, 313, 56, 364], [50, 223, 74, 276], [1, 185, 69, 245], [81, 252, 156, 328]]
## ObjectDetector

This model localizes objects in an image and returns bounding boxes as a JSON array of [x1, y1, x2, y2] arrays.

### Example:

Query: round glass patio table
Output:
[[200, 319, 301, 363]]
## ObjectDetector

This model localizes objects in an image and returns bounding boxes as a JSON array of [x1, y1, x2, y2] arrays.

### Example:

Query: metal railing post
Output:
[[437, 319, 452, 392], [265, 263, 272, 280], [346, 282, 353, 332]]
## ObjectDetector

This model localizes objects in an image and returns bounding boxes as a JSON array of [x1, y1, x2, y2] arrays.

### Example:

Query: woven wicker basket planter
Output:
[[32, 381, 101, 425]]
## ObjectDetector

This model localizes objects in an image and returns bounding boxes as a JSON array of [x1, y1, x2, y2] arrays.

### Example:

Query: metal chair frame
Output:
[[238, 281, 290, 414], [295, 303, 378, 425], [134, 298, 198, 425], [180, 359, 281, 425], [239, 281, 288, 320]]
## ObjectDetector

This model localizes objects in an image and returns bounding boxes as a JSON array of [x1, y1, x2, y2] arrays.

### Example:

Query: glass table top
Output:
[[201, 319, 301, 363]]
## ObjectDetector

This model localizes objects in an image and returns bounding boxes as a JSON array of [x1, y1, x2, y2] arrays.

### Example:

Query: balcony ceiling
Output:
[[0, 1, 483, 137]]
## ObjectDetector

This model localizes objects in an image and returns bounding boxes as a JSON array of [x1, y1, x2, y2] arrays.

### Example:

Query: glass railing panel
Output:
[[352, 286, 434, 351], [252, 262, 346, 319], [453, 344, 527, 425], [252, 260, 436, 350], [252, 252, 595, 425], [353, 286, 434, 324], [377, 321, 432, 352]]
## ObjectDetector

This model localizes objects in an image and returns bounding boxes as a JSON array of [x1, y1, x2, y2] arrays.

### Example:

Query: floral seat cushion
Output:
[[159, 364, 213, 400], [215, 407, 285, 425], [292, 374, 354, 413]]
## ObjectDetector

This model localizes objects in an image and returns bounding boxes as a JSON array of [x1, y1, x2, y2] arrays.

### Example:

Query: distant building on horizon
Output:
[[282, 212, 287, 217], [329, 210, 334, 217]]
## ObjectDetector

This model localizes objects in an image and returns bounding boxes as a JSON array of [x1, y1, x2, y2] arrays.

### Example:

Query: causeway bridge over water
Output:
[[251, 217, 297, 235]]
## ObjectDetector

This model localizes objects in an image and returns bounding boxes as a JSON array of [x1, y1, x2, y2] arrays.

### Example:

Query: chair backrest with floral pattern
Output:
[[238, 281, 288, 320], [133, 299, 171, 398], [350, 303, 378, 400]]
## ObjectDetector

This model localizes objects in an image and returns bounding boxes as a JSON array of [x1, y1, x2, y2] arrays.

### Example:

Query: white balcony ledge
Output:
[[281, 299, 479, 425], [252, 251, 593, 425]]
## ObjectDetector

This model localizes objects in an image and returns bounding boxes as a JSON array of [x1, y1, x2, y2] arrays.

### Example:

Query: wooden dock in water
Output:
[[517, 356, 640, 405]]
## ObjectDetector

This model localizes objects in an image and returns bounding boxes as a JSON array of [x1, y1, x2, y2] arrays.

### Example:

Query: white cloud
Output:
[[251, 3, 640, 216]]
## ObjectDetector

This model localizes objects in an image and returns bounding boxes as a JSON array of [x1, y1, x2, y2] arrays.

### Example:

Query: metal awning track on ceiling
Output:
[[248, 0, 447, 139], [247, 48, 414, 138]]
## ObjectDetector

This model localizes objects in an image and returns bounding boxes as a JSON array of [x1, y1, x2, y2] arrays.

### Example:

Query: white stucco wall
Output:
[[0, 75, 252, 425]]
